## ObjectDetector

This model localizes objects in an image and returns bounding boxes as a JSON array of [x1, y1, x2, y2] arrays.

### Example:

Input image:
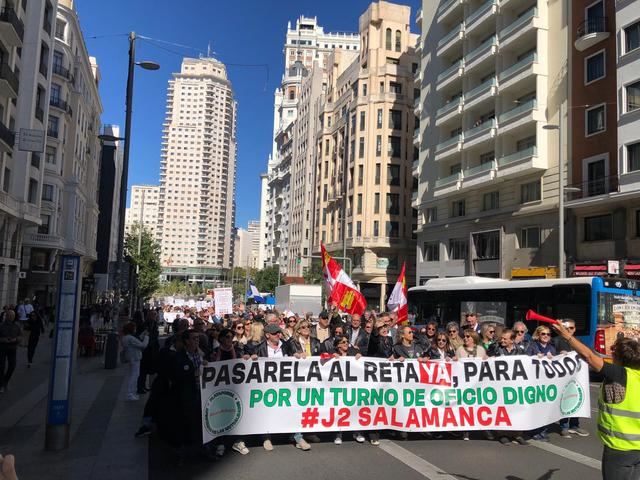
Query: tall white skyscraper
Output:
[[125, 185, 160, 238], [157, 57, 237, 281]]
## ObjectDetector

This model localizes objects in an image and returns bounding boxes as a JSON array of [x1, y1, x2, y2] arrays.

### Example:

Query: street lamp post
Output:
[[108, 32, 159, 323]]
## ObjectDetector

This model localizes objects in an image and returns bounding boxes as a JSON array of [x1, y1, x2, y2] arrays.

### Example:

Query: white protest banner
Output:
[[213, 287, 233, 315], [200, 353, 590, 443]]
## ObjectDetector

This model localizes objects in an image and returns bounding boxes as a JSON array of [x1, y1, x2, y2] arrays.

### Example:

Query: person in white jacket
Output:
[[121, 322, 149, 401]]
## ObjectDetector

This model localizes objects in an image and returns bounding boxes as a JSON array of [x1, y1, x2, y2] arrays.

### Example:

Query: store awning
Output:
[[572, 265, 607, 277], [624, 264, 640, 277]]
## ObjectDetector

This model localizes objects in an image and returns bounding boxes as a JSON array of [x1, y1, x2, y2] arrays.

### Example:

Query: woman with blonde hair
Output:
[[243, 322, 264, 356]]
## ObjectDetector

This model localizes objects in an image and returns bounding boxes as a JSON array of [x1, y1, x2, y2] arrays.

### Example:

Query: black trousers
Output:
[[602, 445, 640, 480], [28, 333, 40, 363], [0, 345, 17, 387]]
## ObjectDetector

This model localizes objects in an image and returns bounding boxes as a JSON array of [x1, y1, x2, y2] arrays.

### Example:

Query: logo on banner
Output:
[[559, 380, 584, 416], [204, 390, 242, 436]]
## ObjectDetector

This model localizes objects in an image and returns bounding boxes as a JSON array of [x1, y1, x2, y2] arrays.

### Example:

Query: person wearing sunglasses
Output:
[[392, 326, 428, 361], [526, 326, 557, 442], [513, 321, 532, 352], [288, 320, 322, 358], [331, 334, 365, 445], [321, 324, 346, 355], [480, 323, 498, 356], [428, 333, 456, 361], [283, 315, 298, 340], [445, 321, 463, 350], [232, 321, 248, 347]]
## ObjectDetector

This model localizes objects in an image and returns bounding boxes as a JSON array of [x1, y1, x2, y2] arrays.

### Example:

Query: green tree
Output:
[[255, 265, 280, 294], [124, 223, 162, 301], [303, 259, 323, 284]]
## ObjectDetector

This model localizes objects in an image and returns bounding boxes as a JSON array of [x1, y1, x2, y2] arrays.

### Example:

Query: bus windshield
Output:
[[598, 291, 640, 335]]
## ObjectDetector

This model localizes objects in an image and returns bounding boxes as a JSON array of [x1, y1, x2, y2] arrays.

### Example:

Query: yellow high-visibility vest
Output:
[[598, 367, 640, 451]]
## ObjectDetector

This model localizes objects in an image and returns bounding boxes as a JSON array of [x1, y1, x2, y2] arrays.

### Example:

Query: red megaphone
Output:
[[525, 310, 559, 325]]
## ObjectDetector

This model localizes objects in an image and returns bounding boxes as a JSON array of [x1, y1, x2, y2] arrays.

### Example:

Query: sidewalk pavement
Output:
[[0, 334, 149, 480]]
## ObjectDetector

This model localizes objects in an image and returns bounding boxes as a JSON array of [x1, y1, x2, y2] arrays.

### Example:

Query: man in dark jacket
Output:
[[0, 310, 21, 393], [311, 311, 331, 344], [346, 314, 366, 350]]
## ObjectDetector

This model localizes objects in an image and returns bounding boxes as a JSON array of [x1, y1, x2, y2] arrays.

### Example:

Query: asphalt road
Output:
[[149, 384, 605, 480]]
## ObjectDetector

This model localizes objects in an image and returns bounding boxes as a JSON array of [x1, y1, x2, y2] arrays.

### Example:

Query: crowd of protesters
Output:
[[121, 302, 596, 464]]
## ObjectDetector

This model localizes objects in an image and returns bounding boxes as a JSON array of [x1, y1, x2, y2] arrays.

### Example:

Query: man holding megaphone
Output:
[[551, 320, 640, 480]]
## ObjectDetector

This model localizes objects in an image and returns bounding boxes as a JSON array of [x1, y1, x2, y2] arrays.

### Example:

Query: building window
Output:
[[520, 180, 541, 203], [386, 193, 400, 214], [358, 165, 363, 186], [451, 199, 465, 217], [3, 167, 9, 192], [517, 135, 536, 151], [358, 138, 364, 158], [482, 191, 499, 211], [357, 194, 362, 214], [376, 135, 382, 156], [386, 221, 399, 238], [385, 28, 392, 50], [387, 165, 400, 186], [474, 231, 500, 259], [377, 109, 383, 128], [449, 238, 468, 260], [54, 20, 66, 40], [38, 215, 51, 235], [42, 183, 53, 201], [389, 110, 402, 130], [585, 51, 605, 84], [375, 164, 381, 184], [425, 207, 437, 224], [45, 146, 56, 165], [628, 142, 640, 172], [390, 82, 402, 94], [520, 227, 540, 248], [359, 111, 366, 131], [374, 193, 380, 213], [28, 179, 38, 204], [424, 242, 439, 261], [585, 214, 612, 241], [624, 21, 640, 54], [373, 220, 379, 237], [362, 83, 367, 96], [388, 136, 401, 158], [626, 80, 640, 113], [395, 30, 401, 52], [356, 221, 362, 237], [585, 104, 605, 136], [47, 115, 59, 137]]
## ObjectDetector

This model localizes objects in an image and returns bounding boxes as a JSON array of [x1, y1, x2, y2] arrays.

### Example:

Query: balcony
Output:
[[413, 126, 421, 145], [436, 60, 464, 91], [498, 52, 539, 93], [52, 63, 71, 80], [436, 97, 463, 126], [497, 146, 546, 179], [434, 172, 462, 197], [0, 62, 18, 98], [49, 97, 72, 116], [0, 120, 14, 152], [435, 134, 462, 161], [0, 7, 24, 46], [465, 0, 498, 35], [437, 0, 464, 24], [565, 175, 619, 206], [437, 23, 464, 57], [413, 95, 421, 114], [463, 35, 497, 74], [47, 128, 58, 139], [24, 232, 64, 249], [463, 77, 497, 111], [412, 159, 420, 177], [0, 191, 20, 215], [575, 17, 609, 52], [462, 161, 496, 190], [498, 99, 539, 134], [462, 118, 496, 149], [499, 7, 538, 50]]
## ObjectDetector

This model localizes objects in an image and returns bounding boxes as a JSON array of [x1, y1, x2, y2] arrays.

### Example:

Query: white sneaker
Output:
[[232, 441, 249, 455], [263, 439, 273, 451], [334, 434, 342, 445], [354, 433, 365, 443], [125, 394, 139, 401], [295, 438, 311, 451]]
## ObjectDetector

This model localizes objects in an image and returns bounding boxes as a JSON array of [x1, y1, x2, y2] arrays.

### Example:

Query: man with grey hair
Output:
[[264, 312, 279, 325], [513, 321, 531, 352]]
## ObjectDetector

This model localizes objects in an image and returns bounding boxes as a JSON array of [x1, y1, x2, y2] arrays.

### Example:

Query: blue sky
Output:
[[76, 0, 421, 229]]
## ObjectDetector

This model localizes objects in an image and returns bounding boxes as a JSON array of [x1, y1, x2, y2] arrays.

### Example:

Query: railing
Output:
[[0, 7, 24, 41], [413, 127, 421, 139], [467, 0, 496, 25], [47, 128, 58, 138], [0, 191, 19, 212], [464, 118, 495, 138], [437, 0, 457, 16], [499, 99, 537, 123], [437, 60, 463, 83], [413, 159, 420, 171], [436, 134, 462, 152], [566, 175, 619, 201], [577, 17, 608, 38], [435, 172, 461, 187], [49, 97, 69, 112], [438, 23, 464, 49], [0, 62, 19, 94], [437, 98, 462, 117], [464, 161, 494, 177], [0, 120, 14, 148], [500, 7, 537, 38], [52, 63, 70, 79], [499, 52, 537, 81], [498, 146, 537, 167], [464, 35, 497, 64], [464, 77, 496, 103]]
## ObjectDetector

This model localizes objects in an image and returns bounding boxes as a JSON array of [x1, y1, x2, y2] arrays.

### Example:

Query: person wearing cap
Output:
[[244, 322, 311, 452], [311, 311, 331, 343], [465, 313, 481, 334]]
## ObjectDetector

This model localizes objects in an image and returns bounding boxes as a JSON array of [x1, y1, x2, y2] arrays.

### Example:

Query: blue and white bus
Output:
[[408, 276, 640, 357]]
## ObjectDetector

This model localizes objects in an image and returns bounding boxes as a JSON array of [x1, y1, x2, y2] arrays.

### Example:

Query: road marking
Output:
[[530, 440, 601, 470], [378, 440, 458, 480]]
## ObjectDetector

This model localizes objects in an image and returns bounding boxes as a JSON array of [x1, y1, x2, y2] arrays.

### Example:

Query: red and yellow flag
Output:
[[387, 261, 408, 324], [321, 243, 367, 315]]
